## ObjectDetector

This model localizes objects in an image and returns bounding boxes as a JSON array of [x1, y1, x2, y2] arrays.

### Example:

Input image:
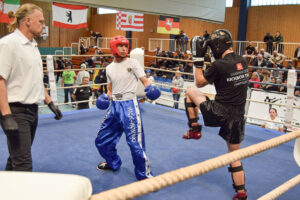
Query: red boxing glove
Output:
[[172, 88, 179, 94], [74, 75, 77, 79]]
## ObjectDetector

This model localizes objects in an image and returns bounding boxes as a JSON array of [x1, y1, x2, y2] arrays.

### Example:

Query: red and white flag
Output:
[[52, 2, 87, 29], [116, 11, 144, 32]]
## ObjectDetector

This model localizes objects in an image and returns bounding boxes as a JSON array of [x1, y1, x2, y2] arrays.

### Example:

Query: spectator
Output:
[[94, 62, 108, 96], [252, 54, 268, 67], [274, 31, 283, 53], [72, 77, 92, 110], [56, 57, 64, 83], [264, 32, 274, 54], [154, 46, 161, 56], [249, 72, 260, 89], [294, 44, 300, 67], [282, 61, 295, 83], [79, 41, 88, 55], [61, 63, 76, 107], [96, 32, 103, 47], [179, 30, 188, 53], [90, 30, 97, 46], [76, 63, 90, 85], [295, 75, 300, 96], [278, 79, 287, 93], [171, 71, 184, 109], [269, 50, 285, 68], [270, 64, 283, 82], [261, 108, 284, 132], [174, 34, 181, 52], [262, 77, 278, 91], [203, 30, 210, 40], [145, 69, 154, 84], [243, 42, 255, 64], [259, 48, 271, 60]]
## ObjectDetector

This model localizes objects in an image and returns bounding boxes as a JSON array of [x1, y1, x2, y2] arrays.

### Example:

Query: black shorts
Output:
[[199, 100, 245, 144]]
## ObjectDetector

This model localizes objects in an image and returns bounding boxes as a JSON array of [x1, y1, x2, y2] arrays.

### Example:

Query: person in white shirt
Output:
[[0, 4, 62, 171], [145, 69, 154, 84], [261, 108, 284, 132], [76, 63, 90, 85], [94, 36, 161, 180]]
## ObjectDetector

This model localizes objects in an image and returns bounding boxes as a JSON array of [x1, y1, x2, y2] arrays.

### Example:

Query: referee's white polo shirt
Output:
[[0, 29, 44, 104]]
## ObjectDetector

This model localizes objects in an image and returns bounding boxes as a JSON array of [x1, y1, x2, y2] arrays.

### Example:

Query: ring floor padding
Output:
[[0, 103, 299, 200]]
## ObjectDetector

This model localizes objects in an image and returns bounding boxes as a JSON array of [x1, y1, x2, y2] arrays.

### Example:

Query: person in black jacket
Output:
[[264, 32, 274, 54]]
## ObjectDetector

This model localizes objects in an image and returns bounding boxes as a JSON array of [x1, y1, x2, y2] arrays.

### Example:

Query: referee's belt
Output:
[[112, 93, 136, 101], [9, 102, 38, 109]]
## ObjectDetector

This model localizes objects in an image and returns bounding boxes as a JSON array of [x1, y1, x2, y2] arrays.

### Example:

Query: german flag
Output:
[[157, 16, 180, 34]]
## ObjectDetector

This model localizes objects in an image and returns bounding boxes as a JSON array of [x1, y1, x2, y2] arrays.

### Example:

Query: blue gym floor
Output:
[[0, 103, 299, 199]]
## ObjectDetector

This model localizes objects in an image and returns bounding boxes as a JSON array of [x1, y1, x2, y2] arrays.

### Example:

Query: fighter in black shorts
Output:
[[183, 29, 249, 200]]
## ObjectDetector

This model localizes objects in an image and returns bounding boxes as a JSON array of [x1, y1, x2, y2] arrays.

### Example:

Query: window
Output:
[[251, 0, 300, 6], [97, 7, 118, 15], [226, 0, 233, 7]]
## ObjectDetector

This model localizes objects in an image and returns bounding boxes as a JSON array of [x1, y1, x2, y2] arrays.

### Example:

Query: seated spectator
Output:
[[79, 41, 88, 55], [261, 68, 271, 84], [278, 79, 287, 93], [270, 64, 283, 82], [249, 72, 260, 89], [268, 50, 286, 68], [282, 61, 295, 83], [262, 76, 278, 91], [251, 54, 268, 67], [184, 59, 193, 80], [243, 41, 256, 64], [255, 68, 264, 81], [261, 108, 284, 132], [260, 48, 272, 60], [72, 76, 92, 110]]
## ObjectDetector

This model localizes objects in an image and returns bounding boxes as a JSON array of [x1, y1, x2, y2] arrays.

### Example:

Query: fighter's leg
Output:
[[122, 99, 153, 180], [183, 87, 206, 139], [227, 142, 248, 200], [95, 108, 123, 171]]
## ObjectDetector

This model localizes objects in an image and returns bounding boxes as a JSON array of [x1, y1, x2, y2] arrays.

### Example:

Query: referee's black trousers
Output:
[[1, 103, 38, 171]]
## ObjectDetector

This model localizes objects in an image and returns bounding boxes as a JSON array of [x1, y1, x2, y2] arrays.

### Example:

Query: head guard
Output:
[[208, 29, 232, 59], [110, 35, 129, 57], [145, 69, 151, 74]]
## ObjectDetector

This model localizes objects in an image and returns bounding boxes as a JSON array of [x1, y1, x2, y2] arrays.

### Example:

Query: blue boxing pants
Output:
[[95, 98, 153, 180]]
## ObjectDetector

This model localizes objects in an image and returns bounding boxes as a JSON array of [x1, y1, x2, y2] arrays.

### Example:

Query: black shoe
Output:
[[97, 162, 112, 171]]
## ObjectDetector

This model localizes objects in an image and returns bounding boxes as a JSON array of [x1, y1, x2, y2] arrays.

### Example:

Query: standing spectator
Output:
[[261, 108, 284, 132], [61, 63, 76, 107], [0, 3, 62, 171], [180, 30, 188, 53], [174, 34, 181, 52], [94, 62, 108, 96], [90, 30, 97, 46], [274, 31, 283, 53], [203, 30, 210, 40], [96, 32, 103, 47], [76, 63, 90, 85], [72, 77, 92, 110], [56, 57, 64, 83], [294, 44, 300, 67], [171, 71, 184, 109], [264, 32, 274, 54]]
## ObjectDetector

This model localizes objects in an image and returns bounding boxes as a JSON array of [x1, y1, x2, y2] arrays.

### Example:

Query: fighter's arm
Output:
[[195, 68, 208, 88], [140, 76, 150, 87], [107, 83, 112, 99]]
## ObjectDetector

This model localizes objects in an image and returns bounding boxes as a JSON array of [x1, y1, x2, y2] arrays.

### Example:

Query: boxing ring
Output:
[[0, 103, 299, 199]]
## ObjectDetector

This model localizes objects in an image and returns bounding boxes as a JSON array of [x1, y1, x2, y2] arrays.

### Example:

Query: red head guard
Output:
[[110, 35, 129, 57]]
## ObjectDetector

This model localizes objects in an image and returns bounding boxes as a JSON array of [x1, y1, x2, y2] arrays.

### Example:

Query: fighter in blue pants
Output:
[[95, 36, 160, 180]]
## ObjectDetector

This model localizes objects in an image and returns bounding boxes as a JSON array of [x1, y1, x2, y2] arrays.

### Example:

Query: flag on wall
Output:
[[0, 0, 20, 24], [157, 16, 180, 34], [52, 2, 88, 29], [116, 11, 144, 32]]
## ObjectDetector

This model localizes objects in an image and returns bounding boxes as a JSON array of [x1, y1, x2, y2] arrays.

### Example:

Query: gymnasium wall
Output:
[[1, 1, 300, 49]]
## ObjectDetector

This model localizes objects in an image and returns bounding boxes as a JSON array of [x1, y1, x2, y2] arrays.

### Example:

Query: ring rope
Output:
[[257, 173, 300, 200], [90, 130, 300, 200]]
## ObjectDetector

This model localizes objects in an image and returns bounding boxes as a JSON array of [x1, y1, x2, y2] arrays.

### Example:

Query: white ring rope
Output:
[[90, 130, 300, 200], [257, 173, 300, 200]]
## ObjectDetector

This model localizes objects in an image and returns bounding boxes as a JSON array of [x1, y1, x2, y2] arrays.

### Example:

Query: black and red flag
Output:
[[157, 16, 180, 34]]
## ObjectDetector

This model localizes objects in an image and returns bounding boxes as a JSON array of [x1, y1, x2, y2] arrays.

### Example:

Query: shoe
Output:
[[233, 192, 247, 200], [97, 162, 112, 171], [182, 128, 202, 139], [72, 104, 76, 108]]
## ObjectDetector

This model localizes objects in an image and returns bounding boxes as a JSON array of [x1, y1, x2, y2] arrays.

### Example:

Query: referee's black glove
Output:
[[1, 114, 18, 134], [48, 101, 62, 120]]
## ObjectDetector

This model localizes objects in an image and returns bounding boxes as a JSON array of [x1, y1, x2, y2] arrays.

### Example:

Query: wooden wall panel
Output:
[[247, 5, 300, 43], [91, 7, 239, 50]]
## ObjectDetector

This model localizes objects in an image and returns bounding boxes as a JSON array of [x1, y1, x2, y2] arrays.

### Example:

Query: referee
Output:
[[0, 3, 62, 171]]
